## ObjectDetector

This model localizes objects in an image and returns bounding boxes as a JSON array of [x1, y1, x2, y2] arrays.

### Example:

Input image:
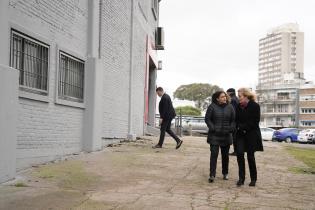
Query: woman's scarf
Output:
[[240, 98, 249, 109]]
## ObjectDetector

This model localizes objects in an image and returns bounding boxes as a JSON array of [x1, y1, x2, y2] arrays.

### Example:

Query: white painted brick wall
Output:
[[101, 0, 132, 138], [131, 18, 146, 135], [5, 0, 160, 169], [8, 0, 87, 169], [101, 0, 159, 138]]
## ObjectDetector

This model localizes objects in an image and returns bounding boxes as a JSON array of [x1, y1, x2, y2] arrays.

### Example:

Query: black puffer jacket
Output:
[[205, 102, 235, 146]]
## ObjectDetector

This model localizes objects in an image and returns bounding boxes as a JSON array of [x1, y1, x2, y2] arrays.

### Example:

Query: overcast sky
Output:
[[156, 0, 315, 96]]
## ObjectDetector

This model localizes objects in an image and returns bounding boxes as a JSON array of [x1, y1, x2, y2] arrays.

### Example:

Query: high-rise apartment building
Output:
[[258, 23, 304, 88], [257, 23, 305, 128]]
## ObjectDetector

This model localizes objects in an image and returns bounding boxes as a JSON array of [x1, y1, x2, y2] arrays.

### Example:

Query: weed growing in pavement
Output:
[[33, 160, 99, 190]]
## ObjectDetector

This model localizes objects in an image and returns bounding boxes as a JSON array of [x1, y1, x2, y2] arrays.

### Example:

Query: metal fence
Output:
[[155, 114, 208, 136]]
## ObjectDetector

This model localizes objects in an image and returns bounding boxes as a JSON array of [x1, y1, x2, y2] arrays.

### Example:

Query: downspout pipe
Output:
[[127, 0, 136, 140]]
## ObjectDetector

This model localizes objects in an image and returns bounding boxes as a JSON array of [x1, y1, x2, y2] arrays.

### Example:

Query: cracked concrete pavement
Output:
[[0, 136, 314, 210]]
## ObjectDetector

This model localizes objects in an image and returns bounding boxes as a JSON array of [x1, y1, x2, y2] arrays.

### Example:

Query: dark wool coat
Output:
[[159, 93, 176, 121], [230, 95, 239, 110], [205, 103, 235, 146], [235, 100, 264, 153]]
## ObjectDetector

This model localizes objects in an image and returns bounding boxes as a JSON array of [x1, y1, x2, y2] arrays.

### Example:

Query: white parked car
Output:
[[260, 127, 275, 141], [297, 129, 315, 143], [182, 117, 208, 134]]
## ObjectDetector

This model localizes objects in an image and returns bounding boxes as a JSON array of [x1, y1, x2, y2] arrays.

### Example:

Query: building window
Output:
[[10, 30, 49, 93], [301, 108, 315, 114], [58, 52, 84, 102], [151, 0, 158, 19], [277, 104, 288, 113], [301, 121, 315, 127]]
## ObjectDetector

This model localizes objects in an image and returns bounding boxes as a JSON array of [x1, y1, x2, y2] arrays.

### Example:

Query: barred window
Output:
[[10, 30, 49, 93], [58, 52, 84, 102]]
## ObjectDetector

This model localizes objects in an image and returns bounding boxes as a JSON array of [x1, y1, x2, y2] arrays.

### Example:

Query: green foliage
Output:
[[173, 83, 221, 109], [175, 106, 201, 116], [14, 182, 28, 187], [287, 147, 315, 175]]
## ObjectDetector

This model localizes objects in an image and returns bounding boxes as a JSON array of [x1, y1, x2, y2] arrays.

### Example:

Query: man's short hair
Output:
[[156, 87, 164, 92], [227, 88, 235, 93]]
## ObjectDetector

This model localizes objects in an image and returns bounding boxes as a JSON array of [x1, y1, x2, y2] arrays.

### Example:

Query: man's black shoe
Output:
[[176, 140, 183, 149], [229, 152, 237, 156], [152, 144, 162, 149]]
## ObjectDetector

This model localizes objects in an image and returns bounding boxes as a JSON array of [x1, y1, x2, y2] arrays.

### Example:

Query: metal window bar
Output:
[[10, 32, 48, 92], [59, 53, 84, 102]]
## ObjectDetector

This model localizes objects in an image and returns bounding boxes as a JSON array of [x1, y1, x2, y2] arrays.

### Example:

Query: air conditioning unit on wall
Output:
[[156, 27, 164, 50]]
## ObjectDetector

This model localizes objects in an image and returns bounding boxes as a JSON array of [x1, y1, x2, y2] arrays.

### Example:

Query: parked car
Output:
[[182, 117, 208, 134], [272, 128, 299, 143], [260, 127, 275, 141], [297, 129, 315, 144]]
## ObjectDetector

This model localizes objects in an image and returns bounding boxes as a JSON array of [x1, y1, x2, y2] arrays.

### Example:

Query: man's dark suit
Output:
[[158, 93, 180, 146]]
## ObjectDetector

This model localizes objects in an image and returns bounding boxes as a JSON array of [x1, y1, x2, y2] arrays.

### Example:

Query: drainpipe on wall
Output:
[[83, 0, 103, 152], [0, 0, 10, 65], [127, 0, 136, 140], [0, 0, 18, 183]]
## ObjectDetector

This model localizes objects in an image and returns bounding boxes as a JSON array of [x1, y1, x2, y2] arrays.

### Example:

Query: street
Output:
[[0, 137, 314, 210]]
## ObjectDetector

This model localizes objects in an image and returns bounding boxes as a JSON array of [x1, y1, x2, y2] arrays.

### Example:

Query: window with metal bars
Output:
[[10, 30, 49, 93], [58, 52, 84, 102]]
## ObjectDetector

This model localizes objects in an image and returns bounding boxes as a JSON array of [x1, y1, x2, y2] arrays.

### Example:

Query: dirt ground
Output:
[[0, 136, 314, 210]]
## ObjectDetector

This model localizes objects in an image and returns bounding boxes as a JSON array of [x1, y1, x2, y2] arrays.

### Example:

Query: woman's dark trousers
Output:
[[158, 119, 180, 146], [237, 152, 257, 181], [210, 145, 230, 177]]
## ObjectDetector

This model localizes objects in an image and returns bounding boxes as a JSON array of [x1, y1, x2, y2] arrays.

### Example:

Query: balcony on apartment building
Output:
[[258, 96, 296, 104], [261, 112, 295, 117], [261, 105, 295, 117]]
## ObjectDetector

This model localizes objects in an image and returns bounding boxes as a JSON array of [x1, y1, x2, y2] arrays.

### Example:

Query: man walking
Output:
[[227, 88, 239, 156], [153, 87, 183, 149]]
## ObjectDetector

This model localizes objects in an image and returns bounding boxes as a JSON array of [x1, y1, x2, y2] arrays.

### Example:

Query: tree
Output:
[[175, 106, 201, 116], [173, 83, 221, 110]]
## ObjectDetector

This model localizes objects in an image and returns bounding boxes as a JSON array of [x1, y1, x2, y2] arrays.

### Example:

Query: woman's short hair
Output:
[[238, 88, 256, 101], [212, 90, 230, 104]]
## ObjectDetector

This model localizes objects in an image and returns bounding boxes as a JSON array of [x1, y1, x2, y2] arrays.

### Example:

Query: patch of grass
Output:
[[73, 199, 114, 210], [286, 147, 315, 175], [14, 182, 28, 187], [289, 167, 315, 175], [33, 160, 99, 190]]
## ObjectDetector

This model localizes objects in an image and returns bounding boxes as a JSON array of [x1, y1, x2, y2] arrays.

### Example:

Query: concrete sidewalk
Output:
[[0, 137, 314, 210]]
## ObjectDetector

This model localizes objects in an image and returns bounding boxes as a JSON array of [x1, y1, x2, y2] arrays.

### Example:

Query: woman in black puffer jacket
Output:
[[205, 90, 235, 183]]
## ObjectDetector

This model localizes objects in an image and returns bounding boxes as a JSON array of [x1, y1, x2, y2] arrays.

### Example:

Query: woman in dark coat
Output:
[[205, 91, 235, 183], [235, 88, 263, 187]]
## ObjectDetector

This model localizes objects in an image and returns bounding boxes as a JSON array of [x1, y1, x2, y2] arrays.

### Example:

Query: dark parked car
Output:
[[272, 128, 299, 143]]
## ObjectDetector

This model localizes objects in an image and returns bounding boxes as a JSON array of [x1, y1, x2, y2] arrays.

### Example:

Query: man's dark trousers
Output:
[[158, 119, 180, 146]]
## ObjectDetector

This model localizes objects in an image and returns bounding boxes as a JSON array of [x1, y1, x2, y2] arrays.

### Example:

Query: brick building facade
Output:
[[0, 0, 163, 182], [299, 87, 315, 128]]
